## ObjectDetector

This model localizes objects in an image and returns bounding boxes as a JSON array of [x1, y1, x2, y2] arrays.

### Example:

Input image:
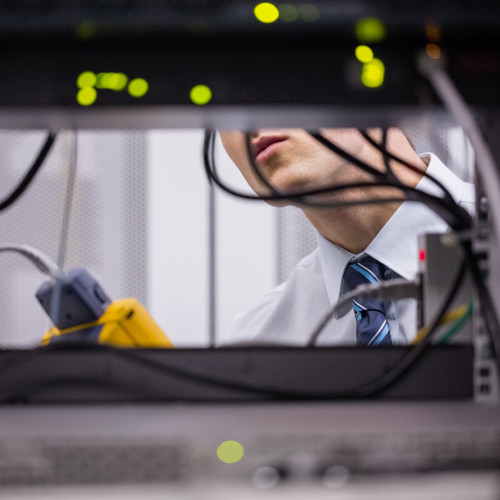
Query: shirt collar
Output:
[[318, 153, 464, 305]]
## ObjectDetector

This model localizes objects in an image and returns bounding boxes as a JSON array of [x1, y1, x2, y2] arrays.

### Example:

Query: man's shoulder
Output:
[[220, 247, 329, 345], [247, 246, 324, 311]]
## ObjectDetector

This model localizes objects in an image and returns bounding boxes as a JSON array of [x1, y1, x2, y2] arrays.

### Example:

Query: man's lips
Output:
[[253, 136, 287, 162]]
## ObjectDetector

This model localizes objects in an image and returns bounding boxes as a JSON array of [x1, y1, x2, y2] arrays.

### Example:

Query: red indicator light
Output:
[[419, 249, 426, 262]]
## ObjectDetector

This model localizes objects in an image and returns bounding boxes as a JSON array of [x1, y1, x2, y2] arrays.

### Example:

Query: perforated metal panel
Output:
[[275, 206, 317, 284], [0, 130, 147, 348]]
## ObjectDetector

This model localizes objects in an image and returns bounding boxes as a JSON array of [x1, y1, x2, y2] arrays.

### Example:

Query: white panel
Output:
[[147, 130, 208, 347], [214, 133, 276, 342], [148, 131, 276, 346]]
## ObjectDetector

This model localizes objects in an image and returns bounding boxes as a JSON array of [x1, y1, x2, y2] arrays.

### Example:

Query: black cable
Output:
[[416, 58, 500, 378], [207, 128, 475, 333], [0, 131, 57, 212], [200, 128, 470, 397], [359, 129, 457, 207], [205, 130, 412, 209], [0, 253, 464, 401], [307, 131, 471, 231], [206, 130, 471, 232], [306, 259, 466, 398], [358, 127, 498, 363], [313, 129, 500, 373], [461, 239, 500, 373], [380, 127, 402, 186], [0, 129, 479, 401]]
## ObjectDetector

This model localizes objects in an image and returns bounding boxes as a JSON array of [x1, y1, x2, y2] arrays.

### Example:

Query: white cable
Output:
[[418, 52, 500, 241], [307, 278, 421, 346], [0, 244, 62, 280]]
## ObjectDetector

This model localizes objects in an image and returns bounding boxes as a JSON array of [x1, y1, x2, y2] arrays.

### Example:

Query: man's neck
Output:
[[303, 200, 402, 254], [300, 128, 428, 253]]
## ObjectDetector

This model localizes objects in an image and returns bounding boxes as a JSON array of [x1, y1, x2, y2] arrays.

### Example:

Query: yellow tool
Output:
[[37, 268, 174, 348], [42, 297, 174, 348]]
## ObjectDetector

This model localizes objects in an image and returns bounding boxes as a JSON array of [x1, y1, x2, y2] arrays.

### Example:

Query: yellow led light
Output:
[[216, 441, 245, 464], [355, 17, 386, 43], [76, 87, 97, 106], [190, 84, 212, 105], [279, 3, 298, 22], [355, 45, 374, 63], [77, 71, 97, 89], [128, 78, 149, 97], [298, 4, 319, 22], [361, 58, 385, 88], [425, 43, 442, 60], [254, 2, 279, 24]]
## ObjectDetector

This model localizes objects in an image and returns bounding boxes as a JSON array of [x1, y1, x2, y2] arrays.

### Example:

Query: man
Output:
[[218, 128, 475, 346]]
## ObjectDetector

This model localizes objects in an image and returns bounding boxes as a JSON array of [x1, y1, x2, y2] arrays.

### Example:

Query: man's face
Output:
[[219, 128, 376, 203]]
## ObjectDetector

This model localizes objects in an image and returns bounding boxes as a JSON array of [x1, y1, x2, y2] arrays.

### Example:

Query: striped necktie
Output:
[[342, 258, 392, 346]]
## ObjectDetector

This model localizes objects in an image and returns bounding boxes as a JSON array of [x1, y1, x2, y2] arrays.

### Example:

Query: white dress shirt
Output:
[[221, 154, 475, 346]]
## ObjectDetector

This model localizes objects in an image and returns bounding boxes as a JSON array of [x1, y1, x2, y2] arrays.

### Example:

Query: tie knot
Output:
[[343, 258, 386, 292]]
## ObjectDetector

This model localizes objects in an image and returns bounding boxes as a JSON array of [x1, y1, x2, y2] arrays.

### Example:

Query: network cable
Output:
[[0, 256, 466, 401], [359, 129, 457, 206], [307, 131, 471, 231], [307, 277, 421, 347], [0, 244, 61, 280], [204, 129, 471, 233], [201, 127, 473, 396], [0, 131, 57, 213], [418, 53, 500, 373], [0, 128, 476, 400]]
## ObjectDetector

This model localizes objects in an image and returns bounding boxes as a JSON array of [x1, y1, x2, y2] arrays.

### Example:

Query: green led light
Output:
[[298, 3, 319, 22], [355, 45, 374, 63], [77, 71, 97, 89], [355, 17, 386, 43], [96, 72, 110, 89], [361, 58, 385, 88], [216, 441, 245, 464], [254, 2, 280, 24], [128, 78, 149, 97], [108, 72, 128, 91], [77, 87, 97, 106], [190, 84, 212, 105], [279, 3, 298, 22]]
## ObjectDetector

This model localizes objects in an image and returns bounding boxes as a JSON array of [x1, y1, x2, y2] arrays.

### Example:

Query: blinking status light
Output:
[[355, 45, 374, 64], [254, 3, 280, 23], [77, 87, 97, 106], [361, 58, 385, 88], [76, 71, 149, 105], [128, 78, 149, 98], [190, 84, 213, 105], [355, 18, 386, 43]]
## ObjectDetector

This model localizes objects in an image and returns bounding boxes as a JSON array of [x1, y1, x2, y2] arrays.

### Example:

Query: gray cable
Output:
[[57, 130, 78, 270], [307, 278, 421, 346], [50, 131, 78, 325], [417, 53, 500, 241], [0, 244, 61, 280], [208, 181, 217, 348]]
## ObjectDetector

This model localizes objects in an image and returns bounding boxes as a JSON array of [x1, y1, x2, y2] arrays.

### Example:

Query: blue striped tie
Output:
[[342, 259, 392, 346]]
